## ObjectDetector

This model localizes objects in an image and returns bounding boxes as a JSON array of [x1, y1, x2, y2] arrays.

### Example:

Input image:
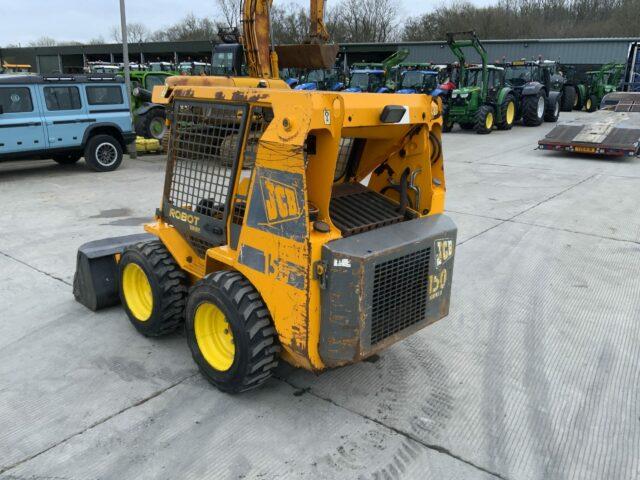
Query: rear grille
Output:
[[330, 184, 410, 237], [371, 249, 431, 344]]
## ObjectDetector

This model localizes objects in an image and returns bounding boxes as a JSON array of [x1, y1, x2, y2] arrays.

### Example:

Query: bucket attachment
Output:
[[73, 233, 155, 311], [275, 43, 339, 70]]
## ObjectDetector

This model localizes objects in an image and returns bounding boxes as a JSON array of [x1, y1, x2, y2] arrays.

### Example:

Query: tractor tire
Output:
[[496, 94, 516, 130], [442, 118, 454, 132], [119, 241, 188, 337], [574, 88, 584, 110], [474, 105, 495, 134], [544, 97, 560, 122], [135, 108, 167, 140], [586, 95, 598, 112], [186, 270, 281, 393], [84, 134, 123, 172], [561, 86, 575, 112], [460, 122, 475, 130], [522, 93, 545, 127], [52, 152, 82, 165]]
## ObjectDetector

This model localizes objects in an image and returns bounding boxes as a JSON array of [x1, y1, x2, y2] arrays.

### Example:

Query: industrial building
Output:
[[1, 37, 636, 74]]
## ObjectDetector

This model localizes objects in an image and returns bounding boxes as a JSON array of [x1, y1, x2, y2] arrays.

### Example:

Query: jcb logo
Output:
[[260, 178, 301, 225], [435, 239, 454, 268]]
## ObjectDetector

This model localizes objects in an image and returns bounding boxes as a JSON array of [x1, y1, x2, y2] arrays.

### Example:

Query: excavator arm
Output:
[[242, 0, 280, 79], [309, 0, 329, 43]]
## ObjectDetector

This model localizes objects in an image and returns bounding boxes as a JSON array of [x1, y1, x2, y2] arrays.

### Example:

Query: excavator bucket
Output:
[[275, 43, 339, 70]]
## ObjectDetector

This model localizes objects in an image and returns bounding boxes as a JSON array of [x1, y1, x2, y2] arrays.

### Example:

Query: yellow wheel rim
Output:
[[485, 112, 494, 129], [194, 302, 235, 371], [122, 263, 153, 321], [586, 99, 591, 110], [573, 95, 578, 108], [506, 102, 515, 124]]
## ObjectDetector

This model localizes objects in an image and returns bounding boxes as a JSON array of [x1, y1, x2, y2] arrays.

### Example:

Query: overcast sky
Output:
[[1, 0, 493, 47]]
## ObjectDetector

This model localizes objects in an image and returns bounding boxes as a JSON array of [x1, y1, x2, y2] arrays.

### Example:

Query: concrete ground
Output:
[[0, 111, 639, 480]]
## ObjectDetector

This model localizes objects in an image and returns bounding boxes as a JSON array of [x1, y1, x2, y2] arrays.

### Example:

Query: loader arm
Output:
[[446, 31, 488, 98], [242, 0, 279, 79], [309, 0, 329, 43]]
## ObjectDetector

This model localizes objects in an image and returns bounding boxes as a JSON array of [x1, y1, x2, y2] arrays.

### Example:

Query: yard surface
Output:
[[1, 111, 639, 480]]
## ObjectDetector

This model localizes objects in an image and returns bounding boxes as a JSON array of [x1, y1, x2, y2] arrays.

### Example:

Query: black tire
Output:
[[496, 94, 516, 130], [186, 271, 280, 393], [135, 108, 167, 140], [459, 122, 475, 130], [544, 97, 560, 122], [522, 93, 545, 127], [474, 105, 495, 134], [561, 86, 575, 112], [84, 134, 123, 172], [586, 94, 598, 112], [442, 117, 453, 132], [119, 241, 188, 337], [52, 152, 82, 165], [574, 88, 584, 110]]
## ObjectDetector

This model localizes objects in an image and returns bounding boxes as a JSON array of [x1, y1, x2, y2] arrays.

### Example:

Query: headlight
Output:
[[460, 93, 469, 98], [452, 92, 458, 98]]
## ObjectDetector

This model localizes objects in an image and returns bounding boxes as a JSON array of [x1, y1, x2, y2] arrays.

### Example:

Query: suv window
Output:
[[0, 87, 33, 113], [44, 86, 82, 111], [86, 86, 123, 105]]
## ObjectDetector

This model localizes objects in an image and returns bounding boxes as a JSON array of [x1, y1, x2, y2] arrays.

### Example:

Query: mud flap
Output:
[[73, 233, 155, 311]]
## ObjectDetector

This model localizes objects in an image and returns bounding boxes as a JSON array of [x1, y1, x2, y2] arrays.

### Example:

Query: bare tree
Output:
[[87, 36, 106, 45], [110, 22, 150, 43], [331, 0, 400, 43], [152, 14, 218, 42], [28, 36, 57, 47], [215, 0, 242, 28]]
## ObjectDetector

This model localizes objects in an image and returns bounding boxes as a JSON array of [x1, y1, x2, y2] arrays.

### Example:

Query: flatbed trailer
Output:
[[538, 92, 640, 156], [538, 41, 640, 157]]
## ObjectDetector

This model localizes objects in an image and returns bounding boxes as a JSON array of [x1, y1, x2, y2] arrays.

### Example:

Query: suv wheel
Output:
[[84, 134, 123, 172]]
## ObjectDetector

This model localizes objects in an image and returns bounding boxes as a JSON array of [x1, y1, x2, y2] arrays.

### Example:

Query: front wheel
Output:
[[119, 241, 188, 336], [135, 108, 167, 140], [544, 97, 560, 122], [186, 271, 281, 393], [496, 95, 516, 130], [522, 93, 545, 126], [474, 105, 495, 134], [84, 134, 123, 172], [586, 95, 598, 112]]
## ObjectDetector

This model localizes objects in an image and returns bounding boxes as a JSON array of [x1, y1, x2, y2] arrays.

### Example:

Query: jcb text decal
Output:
[[435, 238, 454, 268], [259, 177, 302, 226]]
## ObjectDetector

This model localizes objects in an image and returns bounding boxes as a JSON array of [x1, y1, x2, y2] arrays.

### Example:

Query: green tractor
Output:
[[583, 63, 625, 112], [346, 49, 409, 93], [129, 71, 174, 140], [443, 32, 516, 134]]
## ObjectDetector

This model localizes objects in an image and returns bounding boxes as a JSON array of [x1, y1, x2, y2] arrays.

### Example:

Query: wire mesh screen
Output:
[[165, 100, 247, 252]]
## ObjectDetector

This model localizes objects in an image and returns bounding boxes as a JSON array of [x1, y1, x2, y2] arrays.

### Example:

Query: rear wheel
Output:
[[522, 93, 545, 126], [84, 134, 123, 172], [186, 271, 280, 393], [544, 97, 560, 122], [561, 86, 576, 112], [586, 95, 598, 112], [442, 117, 454, 132], [496, 95, 516, 130], [474, 105, 494, 134], [52, 152, 82, 165], [119, 241, 188, 337]]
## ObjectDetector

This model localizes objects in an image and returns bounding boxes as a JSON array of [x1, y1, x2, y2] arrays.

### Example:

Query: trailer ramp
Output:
[[539, 92, 640, 156]]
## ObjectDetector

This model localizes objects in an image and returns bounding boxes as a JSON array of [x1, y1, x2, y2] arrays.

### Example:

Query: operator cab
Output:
[[397, 70, 439, 94], [345, 69, 387, 93]]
